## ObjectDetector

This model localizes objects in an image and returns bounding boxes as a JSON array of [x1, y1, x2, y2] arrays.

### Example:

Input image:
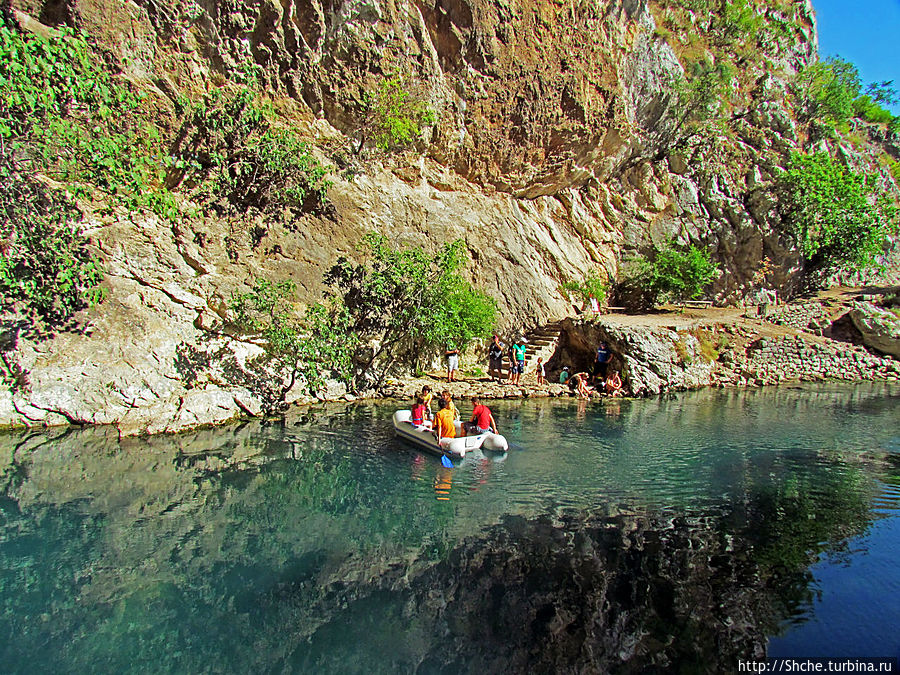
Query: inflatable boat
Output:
[[392, 409, 509, 459]]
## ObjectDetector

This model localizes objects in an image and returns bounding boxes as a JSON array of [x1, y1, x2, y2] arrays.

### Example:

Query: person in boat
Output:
[[559, 365, 570, 384], [410, 395, 432, 428], [488, 335, 504, 382], [441, 390, 460, 420], [433, 397, 457, 441], [604, 370, 623, 397], [464, 396, 498, 435], [421, 385, 434, 419]]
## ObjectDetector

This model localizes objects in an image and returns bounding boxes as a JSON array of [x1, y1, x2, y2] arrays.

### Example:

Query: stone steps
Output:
[[521, 320, 565, 370]]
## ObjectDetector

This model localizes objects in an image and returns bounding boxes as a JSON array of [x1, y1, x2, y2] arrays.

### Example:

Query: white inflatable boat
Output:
[[392, 409, 509, 459]]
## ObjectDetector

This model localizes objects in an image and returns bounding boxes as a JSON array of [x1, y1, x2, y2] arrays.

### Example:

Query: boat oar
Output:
[[441, 455, 453, 468]]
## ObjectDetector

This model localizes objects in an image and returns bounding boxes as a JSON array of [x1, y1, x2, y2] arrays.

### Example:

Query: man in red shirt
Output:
[[465, 396, 498, 435]]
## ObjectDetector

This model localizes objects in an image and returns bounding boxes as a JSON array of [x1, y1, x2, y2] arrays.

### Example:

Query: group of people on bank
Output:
[[410, 386, 498, 441], [480, 335, 625, 398], [558, 341, 623, 399]]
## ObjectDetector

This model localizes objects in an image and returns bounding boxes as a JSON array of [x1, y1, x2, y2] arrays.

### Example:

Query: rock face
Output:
[[850, 302, 900, 359], [551, 306, 900, 397], [2, 0, 899, 432]]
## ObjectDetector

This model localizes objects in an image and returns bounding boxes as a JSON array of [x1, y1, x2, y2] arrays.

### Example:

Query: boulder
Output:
[[849, 302, 900, 359]]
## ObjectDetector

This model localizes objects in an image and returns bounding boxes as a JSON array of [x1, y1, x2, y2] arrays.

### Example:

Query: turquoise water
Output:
[[1, 382, 898, 672]]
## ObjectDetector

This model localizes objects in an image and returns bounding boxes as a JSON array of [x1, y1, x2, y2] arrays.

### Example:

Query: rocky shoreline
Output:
[[2, 293, 897, 438]]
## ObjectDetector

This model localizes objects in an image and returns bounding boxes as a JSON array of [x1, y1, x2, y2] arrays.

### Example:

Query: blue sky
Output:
[[812, 0, 900, 113]]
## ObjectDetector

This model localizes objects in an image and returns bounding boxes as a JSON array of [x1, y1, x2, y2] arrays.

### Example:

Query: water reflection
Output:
[[0, 382, 898, 672]]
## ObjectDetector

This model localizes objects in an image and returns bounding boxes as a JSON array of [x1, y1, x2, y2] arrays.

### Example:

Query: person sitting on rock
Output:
[[433, 397, 457, 441], [559, 366, 570, 384], [604, 371, 623, 397], [570, 371, 591, 399]]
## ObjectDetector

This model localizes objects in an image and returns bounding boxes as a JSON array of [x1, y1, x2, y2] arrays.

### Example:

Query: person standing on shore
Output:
[[506, 342, 516, 384], [535, 357, 546, 385], [593, 341, 612, 384], [488, 335, 504, 382], [511, 338, 527, 386], [445, 343, 459, 382]]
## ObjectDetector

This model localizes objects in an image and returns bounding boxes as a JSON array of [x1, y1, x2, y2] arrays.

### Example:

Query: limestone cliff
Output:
[[1, 0, 898, 432]]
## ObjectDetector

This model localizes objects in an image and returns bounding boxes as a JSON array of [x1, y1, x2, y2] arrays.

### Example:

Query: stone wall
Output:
[[555, 312, 900, 398]]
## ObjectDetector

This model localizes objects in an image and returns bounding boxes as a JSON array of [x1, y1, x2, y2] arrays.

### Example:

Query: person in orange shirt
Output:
[[441, 390, 460, 420], [433, 398, 457, 440]]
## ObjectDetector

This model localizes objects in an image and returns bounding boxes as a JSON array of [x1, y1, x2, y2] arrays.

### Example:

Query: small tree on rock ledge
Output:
[[616, 242, 719, 310]]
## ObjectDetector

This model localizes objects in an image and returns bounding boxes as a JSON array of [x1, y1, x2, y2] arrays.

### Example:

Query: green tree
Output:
[[618, 242, 718, 308], [792, 57, 861, 126], [652, 58, 735, 158], [324, 234, 496, 384], [229, 279, 355, 402], [171, 86, 330, 213], [560, 271, 609, 307], [779, 152, 899, 273], [0, 17, 173, 218]]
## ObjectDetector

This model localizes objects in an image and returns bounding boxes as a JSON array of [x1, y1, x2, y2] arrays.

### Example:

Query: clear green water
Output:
[[1, 382, 898, 673]]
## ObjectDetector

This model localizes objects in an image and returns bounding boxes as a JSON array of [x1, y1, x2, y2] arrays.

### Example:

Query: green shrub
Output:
[[853, 95, 896, 126], [0, 151, 104, 328], [360, 77, 435, 153], [792, 57, 861, 126], [171, 87, 330, 213], [779, 152, 899, 272], [324, 234, 496, 384], [0, 18, 173, 219], [560, 271, 609, 306], [618, 242, 718, 308], [229, 279, 355, 400]]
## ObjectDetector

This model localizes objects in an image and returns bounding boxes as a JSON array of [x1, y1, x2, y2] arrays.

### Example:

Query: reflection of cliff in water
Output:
[[290, 498, 869, 674]]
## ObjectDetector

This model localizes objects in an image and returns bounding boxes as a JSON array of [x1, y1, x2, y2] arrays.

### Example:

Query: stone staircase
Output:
[[521, 320, 565, 371]]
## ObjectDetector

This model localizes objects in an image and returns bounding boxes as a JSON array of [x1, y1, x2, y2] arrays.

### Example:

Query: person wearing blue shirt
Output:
[[593, 341, 612, 383]]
